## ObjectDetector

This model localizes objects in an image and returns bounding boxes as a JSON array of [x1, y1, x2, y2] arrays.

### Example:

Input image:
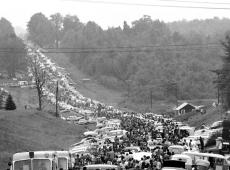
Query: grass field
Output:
[[0, 109, 95, 169]]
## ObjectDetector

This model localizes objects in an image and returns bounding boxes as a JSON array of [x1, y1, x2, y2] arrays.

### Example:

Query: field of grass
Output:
[[0, 109, 95, 169], [175, 105, 225, 128]]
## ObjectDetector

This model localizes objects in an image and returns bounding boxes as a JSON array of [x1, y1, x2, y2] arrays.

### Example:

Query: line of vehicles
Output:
[[8, 150, 122, 170], [7, 150, 230, 170], [7, 115, 230, 170]]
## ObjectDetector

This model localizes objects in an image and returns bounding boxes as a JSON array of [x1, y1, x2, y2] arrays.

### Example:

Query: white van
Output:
[[8, 151, 72, 170]]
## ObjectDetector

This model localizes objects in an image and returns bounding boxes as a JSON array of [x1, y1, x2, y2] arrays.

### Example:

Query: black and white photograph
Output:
[[1, 0, 230, 170]]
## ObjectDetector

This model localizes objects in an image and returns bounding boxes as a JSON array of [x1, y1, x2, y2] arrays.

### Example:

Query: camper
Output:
[[8, 151, 72, 170], [183, 151, 230, 170]]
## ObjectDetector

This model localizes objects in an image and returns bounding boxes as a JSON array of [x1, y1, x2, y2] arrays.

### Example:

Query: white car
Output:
[[78, 119, 88, 125], [81, 137, 99, 143], [83, 131, 98, 137]]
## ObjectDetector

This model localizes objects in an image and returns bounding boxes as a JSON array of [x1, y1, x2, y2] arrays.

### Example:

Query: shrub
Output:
[[5, 94, 16, 110]]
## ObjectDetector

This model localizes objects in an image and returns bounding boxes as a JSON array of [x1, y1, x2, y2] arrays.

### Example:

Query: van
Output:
[[8, 151, 72, 170]]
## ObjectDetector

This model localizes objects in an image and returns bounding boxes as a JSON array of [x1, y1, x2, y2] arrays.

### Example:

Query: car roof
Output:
[[84, 164, 119, 168]]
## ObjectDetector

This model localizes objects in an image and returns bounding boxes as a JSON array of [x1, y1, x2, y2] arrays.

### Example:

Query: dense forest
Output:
[[0, 13, 227, 106], [26, 13, 230, 104], [0, 18, 26, 78]]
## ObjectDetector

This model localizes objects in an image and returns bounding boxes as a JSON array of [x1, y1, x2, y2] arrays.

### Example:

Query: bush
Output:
[[5, 94, 16, 110]]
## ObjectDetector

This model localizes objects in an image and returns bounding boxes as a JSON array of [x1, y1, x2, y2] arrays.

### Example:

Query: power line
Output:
[[39, 43, 222, 50], [0, 46, 222, 54], [66, 0, 230, 10], [0, 43, 224, 54], [0, 43, 222, 50], [158, 0, 230, 5]]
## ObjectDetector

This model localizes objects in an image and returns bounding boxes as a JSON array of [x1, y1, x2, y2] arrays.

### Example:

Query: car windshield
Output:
[[14, 159, 31, 170], [58, 158, 68, 170], [14, 159, 51, 170], [33, 159, 51, 170]]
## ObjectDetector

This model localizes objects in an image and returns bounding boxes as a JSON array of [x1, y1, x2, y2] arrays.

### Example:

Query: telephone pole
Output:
[[150, 90, 153, 109], [175, 83, 178, 107], [56, 81, 59, 118]]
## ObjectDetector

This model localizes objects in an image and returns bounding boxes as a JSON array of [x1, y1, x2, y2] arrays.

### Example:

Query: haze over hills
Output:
[[14, 26, 27, 39]]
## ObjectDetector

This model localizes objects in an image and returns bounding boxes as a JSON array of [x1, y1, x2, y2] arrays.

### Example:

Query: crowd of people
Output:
[[71, 112, 205, 170]]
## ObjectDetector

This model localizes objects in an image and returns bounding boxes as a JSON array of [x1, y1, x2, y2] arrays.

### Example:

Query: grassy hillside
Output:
[[175, 106, 225, 128], [47, 53, 123, 108], [0, 109, 94, 169], [4, 87, 38, 109]]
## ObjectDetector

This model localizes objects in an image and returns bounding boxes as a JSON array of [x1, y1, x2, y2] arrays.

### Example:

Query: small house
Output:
[[174, 102, 196, 115]]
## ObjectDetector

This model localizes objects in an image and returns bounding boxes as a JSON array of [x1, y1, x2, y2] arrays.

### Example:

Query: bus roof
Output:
[[13, 151, 69, 161]]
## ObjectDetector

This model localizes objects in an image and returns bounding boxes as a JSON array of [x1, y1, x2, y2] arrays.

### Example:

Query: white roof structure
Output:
[[174, 102, 195, 111]]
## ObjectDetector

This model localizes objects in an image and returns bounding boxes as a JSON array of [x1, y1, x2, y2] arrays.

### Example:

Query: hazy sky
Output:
[[1, 0, 230, 31]]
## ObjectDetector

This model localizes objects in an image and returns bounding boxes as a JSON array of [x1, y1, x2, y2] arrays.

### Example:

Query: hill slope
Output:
[[48, 53, 124, 107], [175, 106, 225, 128], [0, 109, 94, 169]]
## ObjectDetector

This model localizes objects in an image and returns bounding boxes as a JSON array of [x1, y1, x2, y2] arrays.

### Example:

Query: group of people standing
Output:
[[73, 112, 205, 170]]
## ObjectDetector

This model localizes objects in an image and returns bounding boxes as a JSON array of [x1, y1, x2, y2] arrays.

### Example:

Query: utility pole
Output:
[[217, 72, 220, 104], [56, 81, 59, 118], [150, 90, 153, 109], [170, 81, 178, 107], [175, 83, 178, 107]]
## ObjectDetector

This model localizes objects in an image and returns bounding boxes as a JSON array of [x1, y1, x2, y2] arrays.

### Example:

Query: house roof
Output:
[[174, 102, 195, 111]]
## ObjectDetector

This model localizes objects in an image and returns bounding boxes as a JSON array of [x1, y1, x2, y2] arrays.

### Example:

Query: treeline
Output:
[[0, 18, 27, 78], [27, 13, 230, 103]]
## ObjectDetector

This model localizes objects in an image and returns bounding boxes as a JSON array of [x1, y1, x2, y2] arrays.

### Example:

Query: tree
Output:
[[50, 13, 63, 48], [27, 49, 49, 111], [0, 94, 4, 109], [0, 18, 27, 78], [5, 94, 16, 110], [27, 13, 55, 47], [63, 15, 82, 33], [215, 35, 230, 110]]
